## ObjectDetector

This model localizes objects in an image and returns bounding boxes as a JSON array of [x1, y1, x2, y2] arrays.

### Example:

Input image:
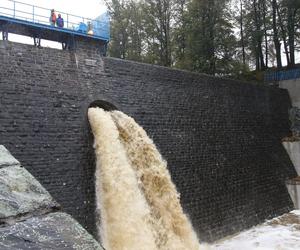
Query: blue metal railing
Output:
[[0, 0, 110, 40], [265, 68, 300, 82]]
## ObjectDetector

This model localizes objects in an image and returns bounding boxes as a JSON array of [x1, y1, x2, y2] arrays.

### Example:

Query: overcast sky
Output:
[[14, 0, 107, 19]]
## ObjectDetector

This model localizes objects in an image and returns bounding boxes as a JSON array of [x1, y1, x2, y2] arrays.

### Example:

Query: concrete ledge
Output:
[[282, 141, 300, 175], [0, 146, 20, 168], [279, 79, 300, 108], [286, 177, 300, 209]]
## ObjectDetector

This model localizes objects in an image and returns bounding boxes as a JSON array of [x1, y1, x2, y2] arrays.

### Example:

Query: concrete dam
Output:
[[0, 38, 297, 244]]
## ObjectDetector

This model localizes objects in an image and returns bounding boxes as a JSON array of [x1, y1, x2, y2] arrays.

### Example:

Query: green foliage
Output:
[[105, 0, 300, 79], [182, 0, 243, 76]]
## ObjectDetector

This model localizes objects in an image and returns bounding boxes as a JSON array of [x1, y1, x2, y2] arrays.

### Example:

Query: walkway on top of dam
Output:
[[0, 0, 109, 48]]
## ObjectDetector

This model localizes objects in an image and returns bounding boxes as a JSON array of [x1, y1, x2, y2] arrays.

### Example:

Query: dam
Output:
[[0, 1, 298, 246]]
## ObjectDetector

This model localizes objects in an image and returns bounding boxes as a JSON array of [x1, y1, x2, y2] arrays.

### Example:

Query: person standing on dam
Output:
[[49, 9, 57, 26], [56, 14, 64, 28]]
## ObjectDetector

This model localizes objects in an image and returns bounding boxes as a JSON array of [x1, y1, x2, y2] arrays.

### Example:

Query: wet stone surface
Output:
[[0, 212, 103, 250], [0, 166, 59, 221], [0, 146, 20, 168]]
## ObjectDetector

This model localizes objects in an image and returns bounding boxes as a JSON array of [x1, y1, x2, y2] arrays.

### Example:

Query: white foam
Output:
[[210, 210, 300, 250]]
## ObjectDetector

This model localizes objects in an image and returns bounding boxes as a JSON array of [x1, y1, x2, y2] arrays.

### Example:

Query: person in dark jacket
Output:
[[56, 14, 64, 28]]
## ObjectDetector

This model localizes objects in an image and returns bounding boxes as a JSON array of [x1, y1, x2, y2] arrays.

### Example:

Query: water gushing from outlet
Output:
[[88, 107, 201, 250]]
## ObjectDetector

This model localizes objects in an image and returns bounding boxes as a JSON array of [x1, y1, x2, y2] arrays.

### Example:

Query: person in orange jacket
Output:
[[50, 9, 56, 26]]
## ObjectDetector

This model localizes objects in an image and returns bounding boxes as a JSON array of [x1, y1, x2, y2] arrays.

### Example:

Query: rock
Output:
[[0, 212, 103, 250], [0, 146, 102, 249], [0, 166, 59, 222], [0, 146, 20, 168]]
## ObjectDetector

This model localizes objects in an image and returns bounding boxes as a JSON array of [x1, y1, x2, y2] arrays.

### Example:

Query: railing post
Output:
[[67, 14, 69, 29], [32, 5, 34, 22]]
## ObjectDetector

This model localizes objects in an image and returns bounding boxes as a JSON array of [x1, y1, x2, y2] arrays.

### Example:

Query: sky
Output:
[[13, 0, 108, 19]]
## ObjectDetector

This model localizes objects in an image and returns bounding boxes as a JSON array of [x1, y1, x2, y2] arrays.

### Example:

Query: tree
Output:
[[125, 1, 145, 61], [105, 0, 300, 78], [253, 0, 265, 70], [284, 0, 300, 66], [172, 0, 190, 68], [142, 0, 173, 66], [272, 0, 282, 68], [261, 0, 269, 68], [183, 0, 240, 76], [106, 0, 129, 59], [105, 0, 145, 61], [240, 0, 246, 67]]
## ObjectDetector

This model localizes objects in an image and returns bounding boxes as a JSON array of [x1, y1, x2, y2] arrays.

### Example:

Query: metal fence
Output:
[[0, 0, 110, 40], [264, 68, 300, 82]]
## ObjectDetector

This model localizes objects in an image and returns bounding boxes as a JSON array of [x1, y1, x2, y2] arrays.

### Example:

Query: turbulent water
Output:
[[88, 107, 201, 250]]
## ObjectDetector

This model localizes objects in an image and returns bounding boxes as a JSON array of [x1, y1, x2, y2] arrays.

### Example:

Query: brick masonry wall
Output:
[[0, 39, 297, 242]]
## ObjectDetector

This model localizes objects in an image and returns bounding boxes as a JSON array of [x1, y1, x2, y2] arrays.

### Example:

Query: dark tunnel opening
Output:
[[89, 100, 118, 111]]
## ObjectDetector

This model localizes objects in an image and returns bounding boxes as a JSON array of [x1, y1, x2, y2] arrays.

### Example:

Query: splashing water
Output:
[[111, 110, 200, 250], [88, 107, 202, 250], [88, 108, 156, 250]]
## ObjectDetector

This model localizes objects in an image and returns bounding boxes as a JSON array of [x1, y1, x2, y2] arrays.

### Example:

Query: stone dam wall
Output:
[[0, 39, 297, 242]]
